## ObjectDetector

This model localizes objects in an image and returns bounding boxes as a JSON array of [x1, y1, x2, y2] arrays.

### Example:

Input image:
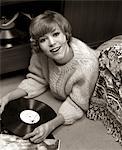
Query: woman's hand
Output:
[[23, 122, 52, 143], [0, 93, 10, 114], [0, 88, 27, 114], [23, 114, 65, 143]]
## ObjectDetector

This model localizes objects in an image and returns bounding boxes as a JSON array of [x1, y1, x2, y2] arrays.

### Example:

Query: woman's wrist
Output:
[[48, 113, 65, 131], [8, 88, 27, 101]]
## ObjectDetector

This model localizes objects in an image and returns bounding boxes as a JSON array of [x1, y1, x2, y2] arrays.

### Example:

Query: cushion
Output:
[[87, 36, 122, 145]]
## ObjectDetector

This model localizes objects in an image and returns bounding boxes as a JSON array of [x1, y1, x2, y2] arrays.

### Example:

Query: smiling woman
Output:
[[38, 24, 72, 65], [0, 10, 99, 144]]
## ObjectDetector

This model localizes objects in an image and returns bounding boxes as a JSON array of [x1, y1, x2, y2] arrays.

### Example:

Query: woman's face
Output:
[[38, 24, 70, 64]]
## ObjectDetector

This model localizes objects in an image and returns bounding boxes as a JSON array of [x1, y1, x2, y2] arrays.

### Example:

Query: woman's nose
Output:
[[48, 37, 56, 47]]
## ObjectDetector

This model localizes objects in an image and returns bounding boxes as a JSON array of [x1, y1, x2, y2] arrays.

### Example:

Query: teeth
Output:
[[50, 47, 60, 52]]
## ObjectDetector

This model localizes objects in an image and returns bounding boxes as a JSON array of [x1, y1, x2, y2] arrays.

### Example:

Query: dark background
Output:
[[0, 0, 122, 74], [1, 0, 122, 47]]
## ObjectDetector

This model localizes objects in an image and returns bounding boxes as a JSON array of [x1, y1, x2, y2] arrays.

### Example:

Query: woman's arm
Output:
[[48, 113, 65, 130], [0, 88, 27, 113], [59, 57, 99, 125], [8, 88, 27, 100], [18, 53, 48, 99]]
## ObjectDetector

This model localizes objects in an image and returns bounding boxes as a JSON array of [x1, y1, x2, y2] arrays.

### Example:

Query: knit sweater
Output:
[[18, 37, 99, 125]]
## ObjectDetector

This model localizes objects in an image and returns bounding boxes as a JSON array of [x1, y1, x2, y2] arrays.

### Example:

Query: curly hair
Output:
[[29, 10, 72, 53]]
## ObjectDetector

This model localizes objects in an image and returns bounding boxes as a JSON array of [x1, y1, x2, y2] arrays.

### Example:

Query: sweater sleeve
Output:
[[59, 58, 99, 125], [18, 53, 48, 98]]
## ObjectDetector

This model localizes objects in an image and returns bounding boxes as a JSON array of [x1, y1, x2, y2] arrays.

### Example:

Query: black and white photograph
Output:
[[0, 0, 122, 150]]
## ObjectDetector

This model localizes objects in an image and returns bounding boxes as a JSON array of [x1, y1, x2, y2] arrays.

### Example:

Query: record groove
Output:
[[1, 98, 57, 137]]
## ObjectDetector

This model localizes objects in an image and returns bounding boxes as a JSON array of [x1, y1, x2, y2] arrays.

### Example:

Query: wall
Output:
[[64, 0, 122, 47]]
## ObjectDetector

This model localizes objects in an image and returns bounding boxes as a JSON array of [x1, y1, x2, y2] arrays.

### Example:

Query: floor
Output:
[[0, 71, 122, 150]]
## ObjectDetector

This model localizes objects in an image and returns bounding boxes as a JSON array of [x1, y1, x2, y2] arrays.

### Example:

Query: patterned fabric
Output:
[[87, 42, 122, 145], [0, 134, 60, 150]]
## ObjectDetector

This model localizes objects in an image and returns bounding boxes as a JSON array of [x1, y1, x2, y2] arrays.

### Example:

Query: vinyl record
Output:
[[1, 98, 57, 137]]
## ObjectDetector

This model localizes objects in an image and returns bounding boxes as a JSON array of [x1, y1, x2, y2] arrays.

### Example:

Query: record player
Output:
[[0, 12, 31, 75], [0, 12, 28, 49]]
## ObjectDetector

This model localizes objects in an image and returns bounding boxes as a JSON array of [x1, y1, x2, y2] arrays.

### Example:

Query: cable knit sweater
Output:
[[18, 37, 99, 125]]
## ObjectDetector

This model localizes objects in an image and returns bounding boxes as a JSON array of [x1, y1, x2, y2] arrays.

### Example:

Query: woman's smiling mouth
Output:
[[50, 46, 61, 53]]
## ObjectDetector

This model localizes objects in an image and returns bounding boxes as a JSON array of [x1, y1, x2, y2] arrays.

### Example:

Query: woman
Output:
[[0, 10, 99, 143]]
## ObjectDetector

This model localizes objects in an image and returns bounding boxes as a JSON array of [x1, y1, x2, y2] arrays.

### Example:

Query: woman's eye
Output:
[[39, 38, 46, 43], [53, 32, 60, 37]]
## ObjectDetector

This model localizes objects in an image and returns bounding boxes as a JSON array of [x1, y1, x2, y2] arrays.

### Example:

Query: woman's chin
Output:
[[53, 52, 65, 63], [54, 57, 65, 64]]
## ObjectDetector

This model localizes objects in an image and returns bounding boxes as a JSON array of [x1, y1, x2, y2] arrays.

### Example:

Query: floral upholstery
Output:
[[87, 36, 122, 145]]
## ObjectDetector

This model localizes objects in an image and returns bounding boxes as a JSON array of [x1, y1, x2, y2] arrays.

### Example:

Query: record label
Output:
[[20, 110, 40, 124]]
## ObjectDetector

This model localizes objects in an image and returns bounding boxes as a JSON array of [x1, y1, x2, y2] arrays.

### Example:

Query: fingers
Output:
[[31, 137, 43, 144], [23, 131, 35, 139], [0, 105, 4, 114], [30, 135, 44, 144], [0, 100, 6, 114], [0, 95, 10, 114], [23, 127, 45, 143], [23, 123, 50, 144]]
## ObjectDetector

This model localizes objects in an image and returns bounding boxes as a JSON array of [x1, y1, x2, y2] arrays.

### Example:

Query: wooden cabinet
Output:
[[0, 44, 31, 74]]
